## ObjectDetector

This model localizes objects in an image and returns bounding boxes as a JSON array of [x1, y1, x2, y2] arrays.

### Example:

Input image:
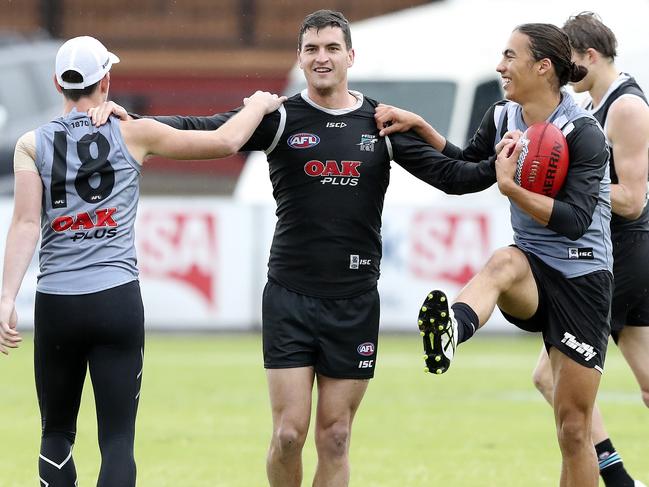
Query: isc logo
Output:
[[358, 360, 374, 369], [357, 342, 375, 356], [287, 133, 320, 149]]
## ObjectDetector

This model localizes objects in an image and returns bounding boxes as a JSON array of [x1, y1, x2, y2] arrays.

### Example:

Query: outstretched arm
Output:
[[375, 104, 447, 151], [390, 131, 496, 195], [377, 103, 504, 163], [122, 91, 285, 162]]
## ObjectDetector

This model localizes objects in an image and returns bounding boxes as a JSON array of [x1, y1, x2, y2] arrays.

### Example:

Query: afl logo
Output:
[[288, 133, 320, 149], [357, 342, 375, 356]]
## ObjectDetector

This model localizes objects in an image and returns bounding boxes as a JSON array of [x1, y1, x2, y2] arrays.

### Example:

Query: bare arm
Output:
[[374, 103, 447, 151], [0, 170, 42, 354], [607, 96, 649, 219], [121, 91, 285, 163]]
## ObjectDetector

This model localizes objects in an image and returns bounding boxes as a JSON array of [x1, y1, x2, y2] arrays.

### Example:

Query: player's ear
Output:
[[53, 74, 63, 93], [536, 57, 552, 76], [297, 48, 304, 69], [347, 48, 355, 68], [99, 73, 111, 97], [585, 47, 598, 64]]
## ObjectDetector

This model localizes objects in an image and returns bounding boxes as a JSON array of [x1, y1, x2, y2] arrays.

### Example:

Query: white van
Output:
[[235, 0, 649, 204]]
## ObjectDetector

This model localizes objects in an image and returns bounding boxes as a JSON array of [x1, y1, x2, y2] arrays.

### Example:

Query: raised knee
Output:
[[272, 426, 307, 457], [316, 422, 350, 459], [483, 248, 520, 282]]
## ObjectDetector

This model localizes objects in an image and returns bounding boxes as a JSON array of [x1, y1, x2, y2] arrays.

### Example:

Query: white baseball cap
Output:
[[55, 36, 120, 89]]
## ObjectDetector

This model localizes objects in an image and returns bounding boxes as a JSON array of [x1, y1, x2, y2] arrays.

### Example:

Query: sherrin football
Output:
[[514, 122, 569, 198]]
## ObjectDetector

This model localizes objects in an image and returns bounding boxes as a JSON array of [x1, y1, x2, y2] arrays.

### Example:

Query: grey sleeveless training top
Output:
[[497, 94, 613, 278], [34, 109, 141, 294]]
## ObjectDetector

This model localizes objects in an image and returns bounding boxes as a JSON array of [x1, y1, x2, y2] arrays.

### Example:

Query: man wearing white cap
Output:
[[0, 35, 284, 486]]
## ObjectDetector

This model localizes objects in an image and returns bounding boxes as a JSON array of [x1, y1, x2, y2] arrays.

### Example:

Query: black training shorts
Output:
[[262, 279, 380, 379], [611, 231, 649, 341], [500, 250, 612, 372]]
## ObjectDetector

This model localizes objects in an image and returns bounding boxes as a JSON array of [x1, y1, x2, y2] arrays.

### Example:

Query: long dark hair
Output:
[[516, 23, 587, 89]]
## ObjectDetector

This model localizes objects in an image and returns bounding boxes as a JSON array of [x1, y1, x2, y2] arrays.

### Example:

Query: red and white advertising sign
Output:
[[135, 198, 257, 329], [1, 194, 516, 331], [379, 197, 513, 331]]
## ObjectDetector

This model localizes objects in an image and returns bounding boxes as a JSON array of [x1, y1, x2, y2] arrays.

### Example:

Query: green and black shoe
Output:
[[418, 290, 458, 375]]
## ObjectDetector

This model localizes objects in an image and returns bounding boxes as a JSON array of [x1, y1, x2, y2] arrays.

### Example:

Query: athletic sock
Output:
[[596, 438, 635, 487], [450, 302, 479, 344]]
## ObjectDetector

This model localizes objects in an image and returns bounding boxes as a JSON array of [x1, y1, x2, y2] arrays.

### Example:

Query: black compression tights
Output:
[[34, 281, 144, 486]]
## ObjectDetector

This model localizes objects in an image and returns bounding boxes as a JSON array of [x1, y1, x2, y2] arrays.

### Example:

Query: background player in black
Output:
[[377, 24, 611, 487], [532, 12, 649, 487], [0, 35, 283, 487], [88, 9, 511, 487]]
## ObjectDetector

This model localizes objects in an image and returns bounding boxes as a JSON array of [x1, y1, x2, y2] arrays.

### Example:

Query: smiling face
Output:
[[496, 31, 544, 104], [297, 26, 354, 96]]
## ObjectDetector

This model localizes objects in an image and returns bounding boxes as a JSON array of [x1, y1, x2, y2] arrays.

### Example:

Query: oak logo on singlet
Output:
[[50, 207, 118, 242], [304, 160, 362, 186]]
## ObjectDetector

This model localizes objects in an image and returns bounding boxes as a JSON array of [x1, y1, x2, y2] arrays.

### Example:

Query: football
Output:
[[514, 122, 569, 197]]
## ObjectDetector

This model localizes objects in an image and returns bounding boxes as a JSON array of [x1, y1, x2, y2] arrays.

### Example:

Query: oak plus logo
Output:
[[287, 133, 320, 149], [304, 160, 362, 186], [51, 207, 118, 242], [138, 210, 218, 308], [410, 211, 490, 285]]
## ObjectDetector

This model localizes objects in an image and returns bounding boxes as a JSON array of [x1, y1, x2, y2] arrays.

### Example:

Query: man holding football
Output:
[[531, 12, 649, 487], [376, 23, 611, 487]]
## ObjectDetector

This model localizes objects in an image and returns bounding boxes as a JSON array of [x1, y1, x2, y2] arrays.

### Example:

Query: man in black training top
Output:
[[92, 10, 501, 487]]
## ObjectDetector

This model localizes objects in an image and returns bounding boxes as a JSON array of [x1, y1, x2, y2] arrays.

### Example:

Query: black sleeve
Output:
[[547, 120, 609, 240], [389, 131, 496, 195], [149, 111, 234, 130], [141, 108, 282, 152], [441, 104, 499, 162]]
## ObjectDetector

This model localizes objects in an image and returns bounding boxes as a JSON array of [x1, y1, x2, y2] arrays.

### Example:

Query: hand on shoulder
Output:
[[243, 91, 287, 115]]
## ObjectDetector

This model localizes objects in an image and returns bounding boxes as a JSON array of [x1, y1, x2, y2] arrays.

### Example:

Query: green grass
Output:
[[1, 333, 646, 486]]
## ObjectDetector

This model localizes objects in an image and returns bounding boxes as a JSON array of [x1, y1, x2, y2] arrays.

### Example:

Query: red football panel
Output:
[[515, 122, 569, 197]]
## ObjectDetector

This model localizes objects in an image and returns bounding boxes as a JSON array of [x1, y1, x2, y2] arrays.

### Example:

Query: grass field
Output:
[[1, 333, 646, 486]]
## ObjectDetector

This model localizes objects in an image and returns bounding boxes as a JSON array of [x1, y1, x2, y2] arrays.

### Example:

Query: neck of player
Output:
[[307, 85, 358, 110], [589, 64, 620, 107], [521, 90, 562, 126]]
